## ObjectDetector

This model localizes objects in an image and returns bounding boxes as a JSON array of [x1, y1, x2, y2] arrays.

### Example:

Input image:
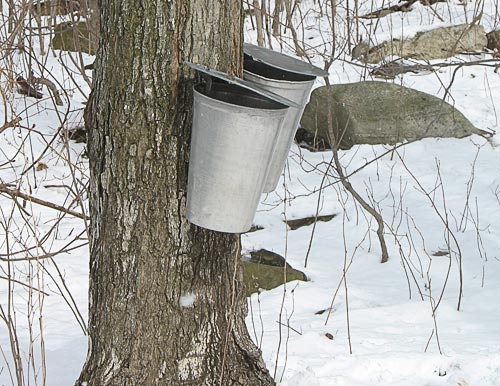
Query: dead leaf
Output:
[[36, 162, 48, 171]]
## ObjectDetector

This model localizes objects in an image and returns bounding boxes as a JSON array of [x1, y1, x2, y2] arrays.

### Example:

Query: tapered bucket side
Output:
[[186, 82, 288, 233], [243, 66, 315, 193]]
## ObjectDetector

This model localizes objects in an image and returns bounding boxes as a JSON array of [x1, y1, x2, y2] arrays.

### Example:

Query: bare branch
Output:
[[0, 184, 89, 220], [323, 79, 389, 263], [31, 76, 64, 106], [0, 116, 21, 134]]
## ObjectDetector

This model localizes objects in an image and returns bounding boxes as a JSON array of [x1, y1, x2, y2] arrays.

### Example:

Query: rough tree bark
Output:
[[76, 1, 275, 385]]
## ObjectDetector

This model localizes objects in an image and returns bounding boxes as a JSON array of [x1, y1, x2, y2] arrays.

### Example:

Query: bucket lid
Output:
[[244, 43, 329, 78], [185, 61, 300, 108]]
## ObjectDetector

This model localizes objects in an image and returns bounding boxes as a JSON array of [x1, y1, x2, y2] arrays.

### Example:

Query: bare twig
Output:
[[324, 79, 389, 263], [0, 116, 21, 134], [0, 276, 50, 296], [304, 154, 334, 267], [395, 153, 464, 310], [0, 184, 89, 220], [31, 75, 64, 105]]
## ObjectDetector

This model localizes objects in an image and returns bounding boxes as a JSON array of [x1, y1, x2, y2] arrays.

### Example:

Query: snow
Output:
[[179, 293, 197, 308], [1, 0, 500, 385]]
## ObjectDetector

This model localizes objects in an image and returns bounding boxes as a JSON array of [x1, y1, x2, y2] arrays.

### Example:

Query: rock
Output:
[[248, 249, 293, 268], [245, 224, 264, 233], [370, 61, 435, 79], [285, 214, 336, 230], [31, 0, 81, 16], [51, 22, 96, 55], [432, 250, 449, 256], [300, 82, 482, 149], [486, 30, 500, 51], [365, 24, 487, 63], [243, 249, 307, 296], [294, 127, 331, 152], [408, 24, 487, 58], [67, 126, 87, 143], [351, 41, 371, 60]]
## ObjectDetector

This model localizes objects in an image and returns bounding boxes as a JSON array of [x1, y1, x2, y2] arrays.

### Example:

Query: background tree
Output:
[[76, 1, 274, 385]]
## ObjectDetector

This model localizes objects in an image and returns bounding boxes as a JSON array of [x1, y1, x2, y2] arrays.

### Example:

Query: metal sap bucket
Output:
[[243, 43, 329, 192], [186, 81, 290, 233]]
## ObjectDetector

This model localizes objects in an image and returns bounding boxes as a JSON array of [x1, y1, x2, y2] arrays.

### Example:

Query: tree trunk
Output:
[[77, 1, 275, 385]]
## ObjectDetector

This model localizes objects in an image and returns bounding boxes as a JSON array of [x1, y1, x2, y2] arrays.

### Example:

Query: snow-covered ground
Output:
[[1, 0, 499, 385]]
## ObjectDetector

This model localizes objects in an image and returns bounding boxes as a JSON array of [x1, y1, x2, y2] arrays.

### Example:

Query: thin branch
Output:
[[0, 184, 89, 220], [31, 76, 64, 106], [0, 116, 21, 134], [323, 78, 389, 263], [0, 276, 50, 296]]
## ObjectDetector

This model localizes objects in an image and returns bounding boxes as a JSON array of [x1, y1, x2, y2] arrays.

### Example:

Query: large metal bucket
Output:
[[244, 65, 315, 192], [187, 82, 289, 233]]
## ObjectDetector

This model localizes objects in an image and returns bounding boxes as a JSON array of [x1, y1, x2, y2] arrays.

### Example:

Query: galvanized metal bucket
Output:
[[243, 43, 328, 192], [244, 68, 315, 192], [186, 82, 289, 233]]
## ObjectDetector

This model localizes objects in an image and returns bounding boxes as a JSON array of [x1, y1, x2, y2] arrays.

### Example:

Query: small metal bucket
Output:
[[243, 44, 328, 192], [187, 82, 289, 233]]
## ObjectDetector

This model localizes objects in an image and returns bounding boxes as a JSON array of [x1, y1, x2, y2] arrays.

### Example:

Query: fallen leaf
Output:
[[36, 162, 48, 171]]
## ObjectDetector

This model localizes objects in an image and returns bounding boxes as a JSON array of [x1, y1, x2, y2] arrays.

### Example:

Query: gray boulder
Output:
[[51, 22, 96, 55], [300, 81, 482, 150], [365, 24, 487, 63]]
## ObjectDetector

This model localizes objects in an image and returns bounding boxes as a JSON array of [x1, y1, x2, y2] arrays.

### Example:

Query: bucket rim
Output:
[[193, 84, 290, 113], [244, 43, 329, 77], [185, 61, 300, 108], [243, 68, 317, 86]]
